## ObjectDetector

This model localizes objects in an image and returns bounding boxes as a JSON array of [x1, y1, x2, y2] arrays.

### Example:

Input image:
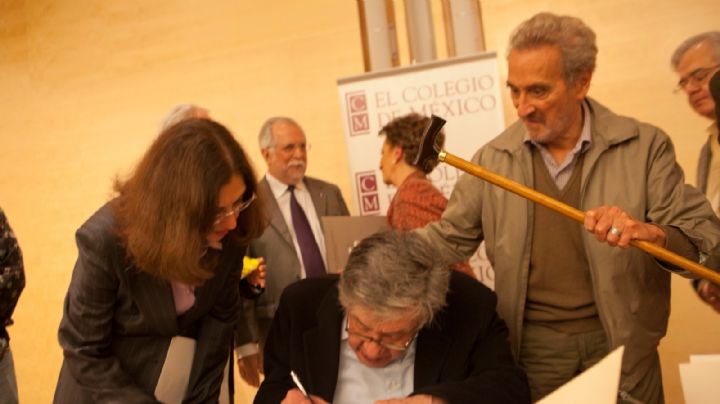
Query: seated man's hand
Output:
[[237, 352, 263, 387], [584, 206, 666, 249], [281, 389, 329, 404], [699, 280, 720, 313], [376, 394, 447, 404]]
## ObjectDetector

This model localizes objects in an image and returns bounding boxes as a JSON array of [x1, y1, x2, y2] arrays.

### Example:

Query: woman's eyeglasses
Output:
[[213, 192, 257, 225]]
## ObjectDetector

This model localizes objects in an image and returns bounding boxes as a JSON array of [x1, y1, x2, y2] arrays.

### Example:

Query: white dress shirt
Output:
[[237, 174, 329, 360], [265, 173, 328, 278]]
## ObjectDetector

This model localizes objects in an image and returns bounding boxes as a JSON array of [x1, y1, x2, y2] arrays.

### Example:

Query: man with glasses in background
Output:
[[234, 117, 350, 388], [255, 231, 529, 404], [671, 32, 720, 313]]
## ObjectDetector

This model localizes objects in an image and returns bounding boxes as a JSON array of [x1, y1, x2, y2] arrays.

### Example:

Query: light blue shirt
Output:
[[332, 316, 416, 404]]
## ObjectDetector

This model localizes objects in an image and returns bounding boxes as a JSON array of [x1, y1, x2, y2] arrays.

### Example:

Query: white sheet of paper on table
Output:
[[538, 346, 624, 404], [680, 354, 720, 404], [688, 354, 720, 363]]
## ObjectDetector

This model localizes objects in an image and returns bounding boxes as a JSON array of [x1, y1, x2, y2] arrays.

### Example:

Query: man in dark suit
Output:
[[235, 117, 350, 387], [255, 231, 529, 404]]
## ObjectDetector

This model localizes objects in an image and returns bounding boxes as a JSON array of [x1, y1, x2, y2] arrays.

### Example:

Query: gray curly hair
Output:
[[508, 12, 597, 84], [338, 231, 450, 327], [160, 104, 209, 130], [670, 32, 720, 69], [258, 116, 302, 151]]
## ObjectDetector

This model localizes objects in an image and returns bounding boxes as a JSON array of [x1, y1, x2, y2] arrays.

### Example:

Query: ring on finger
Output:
[[609, 226, 622, 237]]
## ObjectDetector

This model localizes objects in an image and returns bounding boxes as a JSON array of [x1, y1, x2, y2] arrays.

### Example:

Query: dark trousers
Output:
[[519, 322, 663, 403]]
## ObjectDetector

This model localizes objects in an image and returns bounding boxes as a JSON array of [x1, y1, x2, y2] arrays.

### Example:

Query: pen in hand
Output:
[[290, 370, 314, 403]]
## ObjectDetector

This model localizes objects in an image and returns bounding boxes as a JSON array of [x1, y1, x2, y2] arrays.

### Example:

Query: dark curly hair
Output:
[[379, 113, 445, 174]]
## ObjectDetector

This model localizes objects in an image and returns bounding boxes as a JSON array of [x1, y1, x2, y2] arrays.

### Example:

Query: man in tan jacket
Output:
[[419, 13, 720, 403]]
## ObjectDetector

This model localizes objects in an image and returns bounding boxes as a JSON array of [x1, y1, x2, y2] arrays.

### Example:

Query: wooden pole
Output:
[[440, 151, 720, 285]]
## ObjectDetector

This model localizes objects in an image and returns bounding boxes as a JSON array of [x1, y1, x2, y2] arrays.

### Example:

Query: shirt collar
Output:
[[523, 99, 593, 152], [708, 121, 719, 140], [341, 314, 349, 341], [708, 122, 720, 156], [265, 172, 306, 198]]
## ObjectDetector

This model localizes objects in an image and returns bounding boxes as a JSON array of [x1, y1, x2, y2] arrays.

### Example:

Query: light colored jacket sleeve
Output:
[[643, 126, 720, 275], [416, 148, 488, 264]]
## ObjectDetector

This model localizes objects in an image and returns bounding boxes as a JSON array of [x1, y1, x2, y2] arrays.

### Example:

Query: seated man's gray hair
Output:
[[338, 231, 450, 327]]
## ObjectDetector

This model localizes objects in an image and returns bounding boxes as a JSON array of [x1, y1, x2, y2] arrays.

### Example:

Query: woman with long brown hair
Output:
[[54, 118, 267, 403]]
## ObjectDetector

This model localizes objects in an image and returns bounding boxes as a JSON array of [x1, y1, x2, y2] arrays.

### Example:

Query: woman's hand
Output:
[[245, 257, 266, 289]]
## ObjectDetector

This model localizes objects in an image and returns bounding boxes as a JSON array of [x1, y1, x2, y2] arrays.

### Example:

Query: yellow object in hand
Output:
[[242, 256, 261, 279]]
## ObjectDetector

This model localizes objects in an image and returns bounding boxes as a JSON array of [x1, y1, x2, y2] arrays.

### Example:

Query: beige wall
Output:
[[1, 0, 718, 402]]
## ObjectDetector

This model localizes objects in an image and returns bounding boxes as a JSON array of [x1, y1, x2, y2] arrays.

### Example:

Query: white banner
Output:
[[337, 52, 504, 287]]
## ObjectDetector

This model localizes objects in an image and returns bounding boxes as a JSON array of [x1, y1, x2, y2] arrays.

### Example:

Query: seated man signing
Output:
[[255, 231, 530, 404]]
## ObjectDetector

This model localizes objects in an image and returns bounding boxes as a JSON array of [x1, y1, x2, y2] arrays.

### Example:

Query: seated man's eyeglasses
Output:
[[345, 317, 418, 352], [675, 64, 720, 93], [213, 192, 257, 225]]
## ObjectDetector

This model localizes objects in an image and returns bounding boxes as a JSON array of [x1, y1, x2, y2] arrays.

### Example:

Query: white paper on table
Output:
[[680, 360, 720, 404], [154, 336, 196, 404], [689, 354, 720, 363], [538, 346, 624, 404]]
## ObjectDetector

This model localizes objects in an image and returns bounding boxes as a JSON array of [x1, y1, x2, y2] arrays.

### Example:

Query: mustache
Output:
[[523, 111, 543, 123], [287, 159, 306, 169]]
